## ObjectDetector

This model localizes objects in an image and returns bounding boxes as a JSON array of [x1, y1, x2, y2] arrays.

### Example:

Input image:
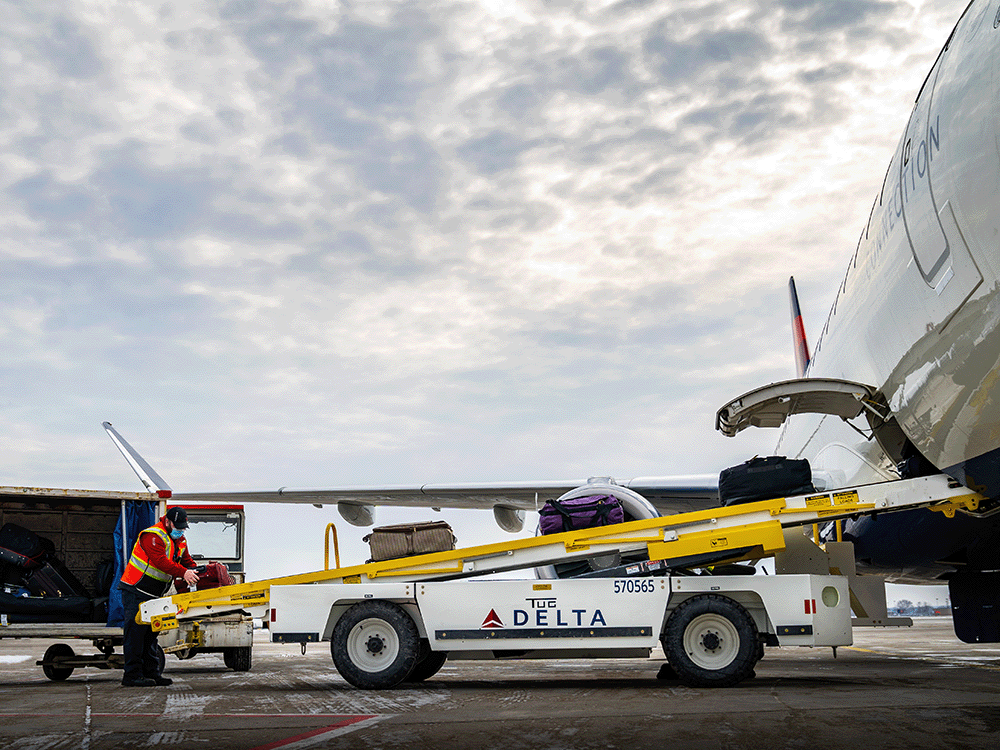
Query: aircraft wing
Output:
[[174, 476, 720, 515], [91, 422, 721, 532], [174, 476, 720, 532]]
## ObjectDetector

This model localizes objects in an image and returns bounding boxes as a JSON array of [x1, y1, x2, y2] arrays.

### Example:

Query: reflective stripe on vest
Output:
[[121, 523, 187, 598]]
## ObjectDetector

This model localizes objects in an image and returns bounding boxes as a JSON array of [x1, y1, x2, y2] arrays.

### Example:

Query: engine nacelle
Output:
[[337, 501, 376, 527], [493, 505, 526, 533]]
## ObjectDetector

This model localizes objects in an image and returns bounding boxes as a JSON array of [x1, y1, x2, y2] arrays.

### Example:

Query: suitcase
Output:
[[174, 561, 234, 593], [92, 558, 116, 597], [23, 560, 91, 599], [0, 523, 53, 570], [0, 591, 92, 623], [1, 563, 28, 589], [364, 521, 456, 562], [719, 456, 814, 506]]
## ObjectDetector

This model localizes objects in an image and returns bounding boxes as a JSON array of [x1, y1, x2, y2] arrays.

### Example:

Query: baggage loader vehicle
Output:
[[141, 473, 985, 688]]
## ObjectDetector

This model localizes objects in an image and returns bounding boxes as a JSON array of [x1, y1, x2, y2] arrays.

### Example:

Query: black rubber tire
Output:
[[332, 601, 420, 689], [405, 640, 447, 682], [42, 643, 75, 682], [662, 594, 759, 688], [223, 646, 252, 672]]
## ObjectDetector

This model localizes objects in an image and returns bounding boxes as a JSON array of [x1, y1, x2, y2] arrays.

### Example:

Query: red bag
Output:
[[174, 561, 233, 593]]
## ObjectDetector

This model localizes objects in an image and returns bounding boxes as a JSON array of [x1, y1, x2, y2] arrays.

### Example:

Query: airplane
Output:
[[717, 0, 1000, 641], [5, 1, 1000, 643]]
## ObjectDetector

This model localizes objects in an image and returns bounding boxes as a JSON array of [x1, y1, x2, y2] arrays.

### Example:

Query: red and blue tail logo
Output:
[[789, 277, 811, 377]]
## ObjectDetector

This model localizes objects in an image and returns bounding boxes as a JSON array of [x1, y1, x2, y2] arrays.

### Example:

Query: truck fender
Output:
[[323, 598, 425, 641], [662, 590, 770, 639]]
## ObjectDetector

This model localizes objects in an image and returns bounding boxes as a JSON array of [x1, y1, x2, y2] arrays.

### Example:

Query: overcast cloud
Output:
[[1, 0, 969, 578]]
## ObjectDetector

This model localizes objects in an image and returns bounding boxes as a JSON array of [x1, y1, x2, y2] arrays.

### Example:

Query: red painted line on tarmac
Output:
[[247, 716, 379, 750]]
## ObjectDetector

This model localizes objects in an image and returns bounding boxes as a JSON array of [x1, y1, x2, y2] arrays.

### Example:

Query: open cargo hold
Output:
[[1, 487, 252, 679], [0, 500, 121, 624]]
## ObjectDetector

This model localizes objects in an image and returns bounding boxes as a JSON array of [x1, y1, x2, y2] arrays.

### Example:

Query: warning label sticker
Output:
[[833, 490, 860, 506], [805, 494, 832, 508]]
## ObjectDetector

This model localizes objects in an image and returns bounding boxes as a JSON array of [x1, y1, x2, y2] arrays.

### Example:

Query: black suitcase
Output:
[[0, 591, 93, 623], [0, 523, 52, 570], [719, 456, 814, 506], [24, 560, 91, 599], [1, 563, 28, 588]]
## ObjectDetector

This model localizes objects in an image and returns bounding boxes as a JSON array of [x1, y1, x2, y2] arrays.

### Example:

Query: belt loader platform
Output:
[[141, 474, 983, 688]]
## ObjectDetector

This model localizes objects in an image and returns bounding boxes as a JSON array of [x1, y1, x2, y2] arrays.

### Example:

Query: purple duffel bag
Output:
[[538, 495, 625, 535]]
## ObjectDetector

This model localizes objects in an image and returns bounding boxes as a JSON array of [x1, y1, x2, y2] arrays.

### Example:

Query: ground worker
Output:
[[118, 507, 198, 687]]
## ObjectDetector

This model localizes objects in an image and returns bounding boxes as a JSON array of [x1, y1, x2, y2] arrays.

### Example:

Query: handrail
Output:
[[324, 522, 341, 570]]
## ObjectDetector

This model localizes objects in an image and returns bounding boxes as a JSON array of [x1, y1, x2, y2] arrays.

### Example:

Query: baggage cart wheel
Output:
[[223, 646, 252, 672], [332, 601, 420, 689], [405, 639, 447, 682], [662, 594, 759, 688], [41, 643, 76, 682]]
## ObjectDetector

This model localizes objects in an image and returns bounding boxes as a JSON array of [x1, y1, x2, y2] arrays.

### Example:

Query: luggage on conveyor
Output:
[[174, 561, 234, 593], [364, 521, 456, 562], [719, 456, 814, 506], [538, 495, 625, 535]]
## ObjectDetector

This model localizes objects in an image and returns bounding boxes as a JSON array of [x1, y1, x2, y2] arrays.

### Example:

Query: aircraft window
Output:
[[995, 4, 1000, 28], [903, 139, 911, 166]]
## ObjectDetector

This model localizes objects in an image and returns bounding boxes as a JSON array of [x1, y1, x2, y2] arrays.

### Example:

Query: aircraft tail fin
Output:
[[789, 277, 811, 377]]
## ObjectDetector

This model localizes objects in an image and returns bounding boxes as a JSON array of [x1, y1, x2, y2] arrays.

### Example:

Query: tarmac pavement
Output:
[[0, 617, 998, 749]]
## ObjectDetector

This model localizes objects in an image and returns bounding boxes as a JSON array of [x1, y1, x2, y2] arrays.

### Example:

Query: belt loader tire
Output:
[[662, 594, 759, 688], [405, 639, 447, 682], [332, 601, 420, 689]]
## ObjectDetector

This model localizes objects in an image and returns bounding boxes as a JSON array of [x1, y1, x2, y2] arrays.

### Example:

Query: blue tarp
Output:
[[108, 500, 158, 627]]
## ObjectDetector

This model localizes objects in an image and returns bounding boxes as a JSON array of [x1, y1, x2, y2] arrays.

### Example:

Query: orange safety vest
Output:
[[120, 521, 189, 598]]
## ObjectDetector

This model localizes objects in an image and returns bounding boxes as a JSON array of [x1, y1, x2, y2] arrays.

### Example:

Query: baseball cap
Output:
[[165, 507, 189, 529]]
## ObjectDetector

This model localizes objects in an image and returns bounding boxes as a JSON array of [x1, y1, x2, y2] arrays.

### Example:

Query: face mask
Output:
[[169, 528, 184, 540]]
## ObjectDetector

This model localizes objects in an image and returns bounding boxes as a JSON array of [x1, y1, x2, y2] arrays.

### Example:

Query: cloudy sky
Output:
[[1, 0, 970, 586]]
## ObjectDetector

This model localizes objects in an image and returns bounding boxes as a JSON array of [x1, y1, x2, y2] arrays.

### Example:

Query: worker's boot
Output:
[[121, 676, 156, 687]]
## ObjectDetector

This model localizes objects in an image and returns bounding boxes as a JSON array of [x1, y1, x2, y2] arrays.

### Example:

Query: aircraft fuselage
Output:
[[777, 1, 1000, 580]]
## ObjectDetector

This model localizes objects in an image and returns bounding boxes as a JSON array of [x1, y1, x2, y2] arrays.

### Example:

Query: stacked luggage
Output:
[[0, 522, 95, 622]]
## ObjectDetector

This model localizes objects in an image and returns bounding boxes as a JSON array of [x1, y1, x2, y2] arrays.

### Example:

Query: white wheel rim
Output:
[[346, 617, 400, 673], [683, 613, 740, 670]]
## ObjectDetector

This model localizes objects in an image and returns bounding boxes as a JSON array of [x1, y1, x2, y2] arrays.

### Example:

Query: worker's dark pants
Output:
[[121, 586, 162, 682]]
